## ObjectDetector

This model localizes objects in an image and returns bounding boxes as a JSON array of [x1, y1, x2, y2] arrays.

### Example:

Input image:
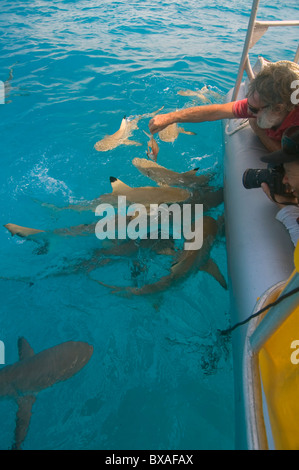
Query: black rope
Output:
[[218, 285, 299, 336]]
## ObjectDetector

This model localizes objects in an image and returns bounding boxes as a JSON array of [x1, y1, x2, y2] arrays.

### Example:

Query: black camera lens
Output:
[[242, 169, 270, 189], [242, 165, 289, 196]]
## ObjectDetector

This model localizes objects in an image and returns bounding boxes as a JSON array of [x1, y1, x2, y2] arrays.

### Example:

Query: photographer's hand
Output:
[[261, 183, 298, 207]]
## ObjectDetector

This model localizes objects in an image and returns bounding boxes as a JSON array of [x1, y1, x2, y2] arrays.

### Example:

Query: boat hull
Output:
[[222, 88, 294, 449]]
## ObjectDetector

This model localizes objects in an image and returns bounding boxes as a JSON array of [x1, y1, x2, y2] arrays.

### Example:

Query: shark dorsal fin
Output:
[[109, 177, 131, 193], [119, 116, 127, 131], [18, 337, 35, 361], [182, 168, 199, 176]]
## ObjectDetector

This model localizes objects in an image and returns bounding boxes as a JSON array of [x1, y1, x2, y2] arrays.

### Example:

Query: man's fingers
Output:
[[148, 114, 170, 134], [261, 182, 271, 199]]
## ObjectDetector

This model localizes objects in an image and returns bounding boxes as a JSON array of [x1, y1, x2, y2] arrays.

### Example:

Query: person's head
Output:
[[261, 126, 299, 197], [247, 62, 299, 129]]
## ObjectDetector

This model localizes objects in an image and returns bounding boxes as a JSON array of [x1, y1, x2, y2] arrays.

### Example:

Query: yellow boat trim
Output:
[[257, 242, 299, 449]]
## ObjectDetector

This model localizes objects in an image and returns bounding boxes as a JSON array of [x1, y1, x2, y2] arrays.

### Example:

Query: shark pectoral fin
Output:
[[89, 277, 130, 297], [141, 106, 165, 119], [123, 139, 142, 147], [18, 337, 35, 360], [151, 105, 164, 116], [13, 395, 36, 450], [180, 128, 197, 136], [200, 258, 227, 289]]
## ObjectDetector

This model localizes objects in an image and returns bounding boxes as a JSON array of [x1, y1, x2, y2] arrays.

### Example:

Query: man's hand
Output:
[[261, 182, 298, 207], [149, 112, 175, 134]]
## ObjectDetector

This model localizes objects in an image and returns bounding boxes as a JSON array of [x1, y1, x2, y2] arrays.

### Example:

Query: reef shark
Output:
[[0, 338, 93, 450], [132, 158, 223, 210], [158, 122, 196, 143], [4, 222, 96, 239], [32, 176, 192, 213], [100, 176, 191, 207], [94, 106, 164, 151], [178, 86, 222, 103], [132, 157, 211, 188], [94, 215, 227, 296]]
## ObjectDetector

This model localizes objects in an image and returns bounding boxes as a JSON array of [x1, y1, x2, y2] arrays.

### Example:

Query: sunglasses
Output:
[[247, 102, 270, 114]]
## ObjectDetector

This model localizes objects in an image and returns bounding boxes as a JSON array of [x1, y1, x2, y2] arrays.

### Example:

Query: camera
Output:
[[242, 164, 289, 196]]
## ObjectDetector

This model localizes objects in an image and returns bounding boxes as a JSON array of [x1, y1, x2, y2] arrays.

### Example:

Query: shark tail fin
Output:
[[200, 258, 227, 290], [109, 177, 131, 193], [12, 395, 36, 450], [11, 337, 37, 451], [88, 276, 132, 297]]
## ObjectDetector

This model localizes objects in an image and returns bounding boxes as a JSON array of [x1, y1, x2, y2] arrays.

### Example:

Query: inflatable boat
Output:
[[222, 0, 299, 450]]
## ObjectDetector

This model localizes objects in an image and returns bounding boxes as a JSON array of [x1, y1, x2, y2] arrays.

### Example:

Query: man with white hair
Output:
[[149, 62, 299, 152]]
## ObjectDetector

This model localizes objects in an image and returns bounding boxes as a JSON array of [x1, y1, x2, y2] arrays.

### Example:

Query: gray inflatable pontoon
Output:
[[222, 90, 295, 448]]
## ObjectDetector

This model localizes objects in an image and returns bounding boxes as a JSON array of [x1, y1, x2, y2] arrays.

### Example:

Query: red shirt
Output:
[[232, 98, 299, 141]]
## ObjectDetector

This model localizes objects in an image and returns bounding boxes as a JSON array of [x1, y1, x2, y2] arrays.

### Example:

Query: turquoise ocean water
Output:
[[0, 0, 298, 451]]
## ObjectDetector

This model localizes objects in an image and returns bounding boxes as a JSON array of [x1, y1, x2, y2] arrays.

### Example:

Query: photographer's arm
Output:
[[262, 183, 299, 246]]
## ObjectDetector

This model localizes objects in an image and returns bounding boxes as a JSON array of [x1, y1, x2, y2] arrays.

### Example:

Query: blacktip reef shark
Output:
[[4, 222, 96, 239], [132, 157, 211, 188], [3, 222, 176, 264], [93, 215, 227, 296], [0, 337, 93, 450], [34, 176, 192, 213], [100, 176, 191, 207], [3, 222, 97, 254], [178, 86, 223, 104], [94, 106, 164, 152], [158, 122, 196, 143], [132, 158, 223, 211]]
